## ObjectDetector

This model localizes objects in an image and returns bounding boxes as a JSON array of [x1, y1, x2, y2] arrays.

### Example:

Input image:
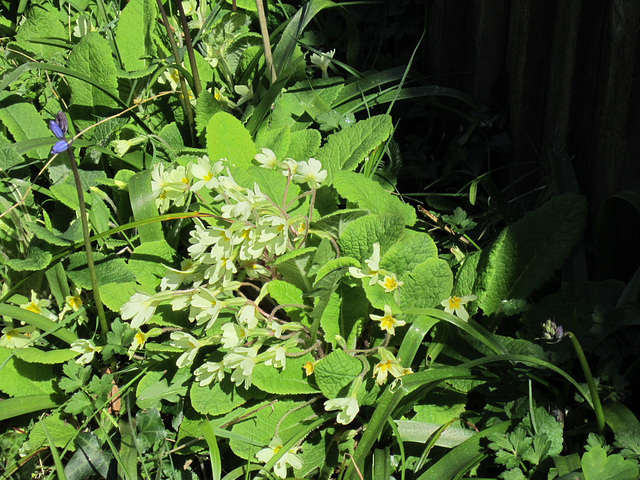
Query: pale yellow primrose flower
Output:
[[369, 304, 406, 335], [255, 148, 278, 169], [441, 295, 478, 321], [349, 243, 382, 286], [255, 437, 303, 479], [379, 273, 403, 292], [292, 158, 327, 189], [373, 347, 410, 385], [324, 396, 359, 424], [170, 331, 201, 368], [71, 339, 102, 364], [0, 325, 37, 349]]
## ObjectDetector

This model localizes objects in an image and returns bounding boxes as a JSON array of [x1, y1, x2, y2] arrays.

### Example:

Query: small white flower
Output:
[[292, 158, 327, 189], [349, 243, 382, 286], [310, 49, 335, 78], [441, 295, 478, 321], [255, 148, 278, 169], [190, 155, 222, 191], [234, 84, 254, 106], [324, 396, 359, 425], [121, 293, 157, 329], [194, 361, 226, 386], [170, 331, 201, 368], [221, 322, 249, 349], [0, 325, 37, 349], [71, 339, 102, 364], [369, 304, 406, 335], [255, 436, 303, 478], [224, 346, 259, 389]]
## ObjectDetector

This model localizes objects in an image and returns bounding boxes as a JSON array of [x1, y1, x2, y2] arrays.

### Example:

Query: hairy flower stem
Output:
[[65, 147, 108, 339], [176, 0, 202, 98], [156, 0, 196, 146], [566, 331, 605, 433]]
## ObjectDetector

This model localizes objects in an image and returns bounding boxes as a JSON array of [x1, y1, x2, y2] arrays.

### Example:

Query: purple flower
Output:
[[50, 111, 70, 154]]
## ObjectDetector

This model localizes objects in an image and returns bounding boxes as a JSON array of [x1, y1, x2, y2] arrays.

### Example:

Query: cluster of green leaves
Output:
[[2, 0, 640, 479]]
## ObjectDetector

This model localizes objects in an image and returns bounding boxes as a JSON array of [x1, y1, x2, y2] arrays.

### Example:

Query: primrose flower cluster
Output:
[[120, 153, 326, 390]]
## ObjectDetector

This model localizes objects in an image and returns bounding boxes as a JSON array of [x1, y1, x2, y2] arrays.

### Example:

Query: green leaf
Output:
[[395, 420, 475, 448], [334, 171, 416, 226], [129, 240, 176, 292], [14, 348, 78, 364], [6, 239, 52, 271], [67, 33, 119, 116], [115, 0, 157, 71], [476, 194, 587, 315], [0, 394, 59, 422], [231, 166, 302, 212], [195, 90, 223, 137], [0, 132, 24, 170], [338, 213, 406, 262], [0, 347, 56, 397], [316, 115, 393, 185], [381, 230, 438, 276], [310, 209, 369, 239], [399, 258, 453, 310], [287, 128, 322, 161], [66, 252, 136, 288], [315, 256, 358, 284], [27, 222, 74, 246], [0, 304, 77, 344], [582, 445, 639, 480], [190, 379, 253, 416], [255, 125, 291, 160], [136, 372, 187, 409], [29, 412, 78, 451], [229, 400, 316, 460], [266, 279, 305, 309], [97, 281, 138, 312], [252, 352, 319, 394], [270, 248, 316, 292], [0, 92, 52, 159], [128, 169, 164, 243], [64, 432, 113, 480], [206, 112, 256, 168], [136, 408, 167, 451], [14, 4, 67, 58], [314, 349, 362, 399]]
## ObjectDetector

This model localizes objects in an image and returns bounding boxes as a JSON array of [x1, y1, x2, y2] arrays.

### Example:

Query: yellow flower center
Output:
[[135, 331, 147, 345], [380, 315, 397, 331], [381, 276, 399, 291], [303, 361, 315, 376], [204, 172, 213, 181], [67, 295, 83, 310], [449, 296, 462, 309], [25, 303, 41, 314]]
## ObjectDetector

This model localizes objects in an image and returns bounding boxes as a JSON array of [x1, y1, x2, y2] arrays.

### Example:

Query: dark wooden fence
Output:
[[419, 0, 640, 227]]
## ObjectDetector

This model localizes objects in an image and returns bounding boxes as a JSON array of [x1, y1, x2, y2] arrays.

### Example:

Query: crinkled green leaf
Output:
[[381, 230, 438, 276], [195, 90, 223, 136], [338, 213, 405, 262], [287, 128, 322, 161], [27, 222, 74, 246], [399, 258, 453, 310], [129, 240, 176, 292], [270, 248, 316, 293], [190, 379, 253, 416], [115, 0, 157, 71], [316, 115, 393, 185], [476, 194, 587, 315], [255, 125, 291, 160], [67, 33, 119, 113], [252, 352, 319, 394], [266, 279, 305, 310], [314, 349, 362, 399], [14, 4, 67, 59], [66, 252, 136, 288], [136, 373, 187, 409], [319, 290, 341, 348], [334, 170, 416, 226], [310, 209, 369, 239], [99, 281, 138, 312], [6, 240, 52, 271], [314, 256, 358, 284]]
